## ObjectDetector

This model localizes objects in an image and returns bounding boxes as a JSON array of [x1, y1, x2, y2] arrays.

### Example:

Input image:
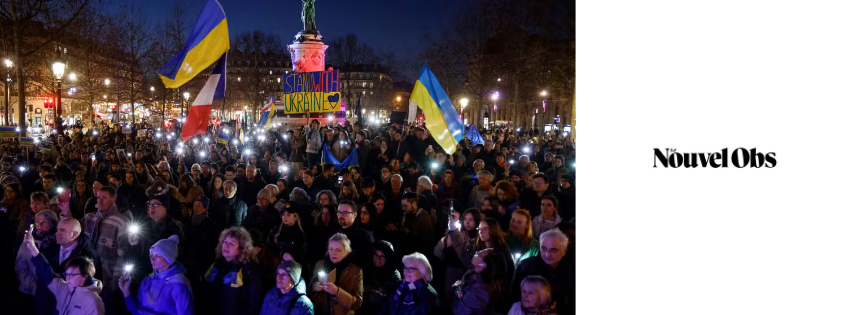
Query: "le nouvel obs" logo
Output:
[[653, 148, 777, 168]]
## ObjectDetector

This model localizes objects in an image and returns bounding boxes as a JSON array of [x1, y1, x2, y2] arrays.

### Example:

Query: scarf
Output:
[[322, 254, 354, 285], [522, 301, 559, 315], [392, 279, 428, 306], [33, 229, 56, 250]]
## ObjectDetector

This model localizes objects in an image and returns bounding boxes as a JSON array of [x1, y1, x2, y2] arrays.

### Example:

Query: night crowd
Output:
[[0, 118, 575, 315]]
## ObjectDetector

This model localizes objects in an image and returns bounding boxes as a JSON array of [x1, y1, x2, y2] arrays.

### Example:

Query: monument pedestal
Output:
[[289, 31, 328, 73]]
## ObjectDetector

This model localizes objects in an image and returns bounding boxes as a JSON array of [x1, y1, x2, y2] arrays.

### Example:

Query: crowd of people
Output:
[[0, 118, 575, 315]]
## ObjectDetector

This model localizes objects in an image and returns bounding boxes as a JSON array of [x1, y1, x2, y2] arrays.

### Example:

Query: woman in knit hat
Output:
[[259, 260, 314, 315], [119, 235, 194, 315]]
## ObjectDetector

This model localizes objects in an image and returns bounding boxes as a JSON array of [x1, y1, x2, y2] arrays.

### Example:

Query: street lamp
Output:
[[68, 73, 76, 81], [490, 92, 499, 128], [51, 50, 66, 134], [396, 96, 401, 101], [3, 58, 12, 126], [540, 90, 547, 97], [182, 91, 190, 116]]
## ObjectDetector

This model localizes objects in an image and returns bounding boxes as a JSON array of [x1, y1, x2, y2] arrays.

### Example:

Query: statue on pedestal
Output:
[[302, 0, 317, 32]]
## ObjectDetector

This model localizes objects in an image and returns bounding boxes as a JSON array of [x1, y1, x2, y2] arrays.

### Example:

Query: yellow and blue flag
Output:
[[258, 96, 276, 129], [0, 126, 16, 138], [410, 64, 465, 154], [19, 137, 33, 146], [158, 0, 229, 88], [321, 144, 359, 172]]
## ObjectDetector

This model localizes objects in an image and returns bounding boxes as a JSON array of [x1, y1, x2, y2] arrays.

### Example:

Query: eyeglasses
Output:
[[403, 267, 419, 274], [147, 202, 163, 208], [63, 272, 81, 278], [533, 180, 546, 185], [337, 211, 355, 216], [373, 253, 385, 259]]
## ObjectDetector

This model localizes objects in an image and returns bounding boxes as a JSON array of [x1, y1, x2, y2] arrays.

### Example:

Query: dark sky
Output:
[[135, 0, 466, 81]]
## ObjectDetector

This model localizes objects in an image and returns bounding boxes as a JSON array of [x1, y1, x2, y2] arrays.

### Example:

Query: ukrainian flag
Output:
[[19, 137, 33, 146], [216, 131, 229, 145], [258, 96, 276, 129], [158, 0, 229, 88], [410, 64, 465, 154], [0, 126, 16, 138]]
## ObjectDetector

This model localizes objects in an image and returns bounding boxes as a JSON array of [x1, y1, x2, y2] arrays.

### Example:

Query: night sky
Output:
[[135, 0, 466, 81]]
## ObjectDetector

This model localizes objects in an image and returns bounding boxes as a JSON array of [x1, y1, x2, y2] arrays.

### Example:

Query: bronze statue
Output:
[[302, 0, 316, 31]]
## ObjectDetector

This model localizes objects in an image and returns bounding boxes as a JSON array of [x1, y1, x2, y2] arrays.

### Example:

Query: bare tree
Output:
[[145, 3, 188, 127], [0, 0, 89, 130], [231, 31, 285, 119], [327, 34, 379, 108], [111, 3, 150, 125]]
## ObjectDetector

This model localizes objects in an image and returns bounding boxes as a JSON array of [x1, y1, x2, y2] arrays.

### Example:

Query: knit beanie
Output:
[[277, 260, 302, 284], [149, 194, 171, 211], [195, 195, 210, 210], [150, 235, 180, 266]]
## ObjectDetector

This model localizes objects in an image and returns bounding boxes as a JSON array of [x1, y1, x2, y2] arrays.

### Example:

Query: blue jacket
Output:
[[259, 278, 313, 315], [125, 263, 194, 315]]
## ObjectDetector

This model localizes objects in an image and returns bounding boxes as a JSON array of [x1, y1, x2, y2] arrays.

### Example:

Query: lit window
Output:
[[362, 82, 366, 87], [370, 83, 374, 88]]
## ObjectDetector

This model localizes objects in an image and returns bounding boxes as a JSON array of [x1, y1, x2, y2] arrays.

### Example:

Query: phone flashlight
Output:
[[56, 187, 64, 194], [128, 223, 140, 235], [318, 271, 328, 283], [281, 166, 289, 173], [91, 155, 96, 161], [431, 162, 438, 169]]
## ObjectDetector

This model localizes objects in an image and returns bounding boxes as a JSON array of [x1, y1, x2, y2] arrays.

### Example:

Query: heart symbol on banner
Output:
[[327, 94, 340, 108]]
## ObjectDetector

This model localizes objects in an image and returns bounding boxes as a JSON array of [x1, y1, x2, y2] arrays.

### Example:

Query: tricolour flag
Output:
[[409, 64, 464, 154], [216, 131, 229, 144], [181, 53, 227, 142], [258, 96, 276, 129], [158, 0, 229, 88], [0, 126, 16, 138]]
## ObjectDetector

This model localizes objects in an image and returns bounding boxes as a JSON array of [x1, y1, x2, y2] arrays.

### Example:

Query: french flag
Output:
[[181, 52, 227, 142]]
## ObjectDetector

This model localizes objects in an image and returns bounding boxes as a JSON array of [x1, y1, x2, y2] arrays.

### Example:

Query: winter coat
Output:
[[32, 253, 105, 315], [42, 233, 102, 281], [435, 231, 476, 296], [17, 236, 60, 315], [82, 204, 130, 290], [507, 301, 559, 315], [451, 272, 492, 315], [181, 213, 218, 283], [125, 216, 185, 277], [125, 263, 194, 315], [244, 204, 281, 242], [201, 259, 265, 315], [259, 278, 314, 315], [305, 125, 323, 154], [308, 258, 364, 315], [271, 224, 307, 263], [378, 279, 440, 315], [210, 196, 248, 232], [238, 177, 268, 207]]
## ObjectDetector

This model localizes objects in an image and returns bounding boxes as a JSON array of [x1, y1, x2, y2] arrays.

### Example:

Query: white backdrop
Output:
[[580, 0, 851, 314]]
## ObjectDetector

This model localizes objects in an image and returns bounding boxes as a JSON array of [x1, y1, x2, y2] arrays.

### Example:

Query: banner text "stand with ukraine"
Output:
[[281, 70, 341, 114]]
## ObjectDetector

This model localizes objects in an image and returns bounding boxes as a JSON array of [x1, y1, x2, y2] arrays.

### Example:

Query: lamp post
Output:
[[490, 92, 499, 129], [4, 59, 12, 126], [182, 91, 190, 118], [51, 50, 66, 135], [540, 90, 547, 133], [460, 98, 468, 122]]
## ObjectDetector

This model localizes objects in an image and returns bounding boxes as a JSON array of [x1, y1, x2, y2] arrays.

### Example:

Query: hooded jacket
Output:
[[31, 253, 105, 315], [378, 279, 440, 315], [125, 263, 194, 315], [259, 278, 314, 315]]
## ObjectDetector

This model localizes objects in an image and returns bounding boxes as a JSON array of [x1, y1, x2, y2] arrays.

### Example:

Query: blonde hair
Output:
[[328, 233, 352, 254], [215, 227, 257, 264], [521, 275, 552, 304], [402, 252, 433, 282]]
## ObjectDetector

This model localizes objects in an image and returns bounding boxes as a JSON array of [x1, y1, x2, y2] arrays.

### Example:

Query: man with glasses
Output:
[[520, 173, 554, 217], [333, 200, 374, 266], [81, 186, 129, 313]]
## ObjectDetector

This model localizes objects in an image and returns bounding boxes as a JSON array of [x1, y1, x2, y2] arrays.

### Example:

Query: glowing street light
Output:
[[540, 90, 547, 97], [68, 73, 77, 81], [150, 86, 155, 92], [396, 96, 401, 101], [104, 78, 110, 86], [183, 92, 190, 100]]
